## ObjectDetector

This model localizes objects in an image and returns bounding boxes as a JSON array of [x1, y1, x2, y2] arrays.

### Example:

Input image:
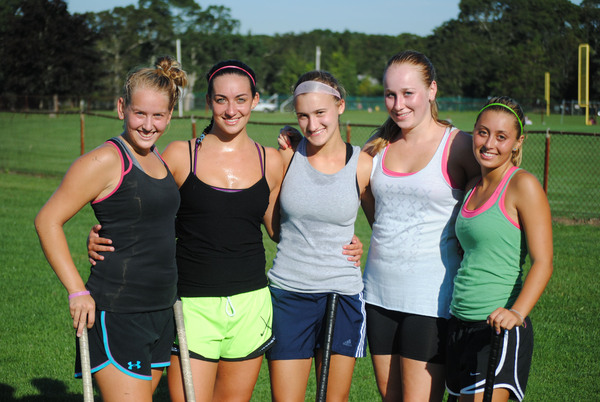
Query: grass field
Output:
[[0, 111, 599, 401]]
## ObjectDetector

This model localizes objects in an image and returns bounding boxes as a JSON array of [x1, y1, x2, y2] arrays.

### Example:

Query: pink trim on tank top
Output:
[[92, 141, 132, 204], [381, 145, 414, 177], [381, 128, 460, 188], [441, 130, 460, 188], [461, 166, 520, 229]]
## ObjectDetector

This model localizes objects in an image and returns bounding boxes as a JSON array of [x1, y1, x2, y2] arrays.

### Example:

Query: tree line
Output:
[[0, 0, 598, 110]]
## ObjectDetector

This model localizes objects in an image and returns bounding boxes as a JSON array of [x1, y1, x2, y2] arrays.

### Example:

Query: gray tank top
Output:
[[268, 138, 364, 295]]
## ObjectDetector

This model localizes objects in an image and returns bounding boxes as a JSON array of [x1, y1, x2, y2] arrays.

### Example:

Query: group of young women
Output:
[[36, 49, 552, 402]]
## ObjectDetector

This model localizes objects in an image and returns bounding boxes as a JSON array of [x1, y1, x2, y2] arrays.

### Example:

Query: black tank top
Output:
[[176, 137, 269, 297], [88, 137, 180, 312]]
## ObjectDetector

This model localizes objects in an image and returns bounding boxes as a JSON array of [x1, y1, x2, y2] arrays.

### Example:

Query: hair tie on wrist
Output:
[[68, 290, 90, 300], [509, 308, 526, 328]]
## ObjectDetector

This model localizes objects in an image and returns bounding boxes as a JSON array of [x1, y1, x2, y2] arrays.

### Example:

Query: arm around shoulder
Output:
[[449, 129, 480, 187], [263, 146, 284, 242], [357, 151, 373, 197]]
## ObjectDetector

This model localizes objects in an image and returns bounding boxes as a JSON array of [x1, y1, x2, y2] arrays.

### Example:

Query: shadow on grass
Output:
[[0, 379, 86, 401], [0, 376, 172, 402]]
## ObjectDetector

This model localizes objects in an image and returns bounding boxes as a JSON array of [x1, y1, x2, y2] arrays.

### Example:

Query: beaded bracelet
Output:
[[68, 290, 90, 300], [509, 308, 527, 328]]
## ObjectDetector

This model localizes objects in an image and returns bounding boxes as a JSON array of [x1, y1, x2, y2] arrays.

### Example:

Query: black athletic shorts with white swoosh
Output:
[[446, 316, 533, 401]]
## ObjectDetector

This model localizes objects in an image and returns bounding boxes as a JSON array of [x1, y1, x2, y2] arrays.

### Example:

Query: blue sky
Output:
[[65, 0, 463, 37]]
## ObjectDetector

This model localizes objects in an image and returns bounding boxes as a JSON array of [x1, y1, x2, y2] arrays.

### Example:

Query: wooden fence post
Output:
[[543, 129, 551, 194], [80, 113, 85, 156]]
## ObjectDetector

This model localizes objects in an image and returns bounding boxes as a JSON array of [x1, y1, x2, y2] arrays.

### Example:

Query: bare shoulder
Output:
[[448, 128, 479, 185], [264, 145, 284, 168], [162, 139, 191, 159], [449, 129, 473, 151], [162, 139, 192, 166], [510, 169, 544, 195], [358, 150, 373, 173], [507, 169, 550, 216], [357, 150, 374, 191], [263, 145, 285, 186], [54, 142, 122, 203], [77, 141, 121, 171]]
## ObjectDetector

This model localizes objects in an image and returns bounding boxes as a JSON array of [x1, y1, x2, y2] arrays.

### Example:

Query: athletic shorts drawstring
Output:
[[225, 296, 236, 317]]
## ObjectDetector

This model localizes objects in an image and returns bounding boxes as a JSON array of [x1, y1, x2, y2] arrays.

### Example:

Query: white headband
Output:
[[293, 80, 341, 99]]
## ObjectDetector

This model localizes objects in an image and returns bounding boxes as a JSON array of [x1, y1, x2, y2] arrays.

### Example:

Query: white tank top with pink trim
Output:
[[363, 126, 464, 318]]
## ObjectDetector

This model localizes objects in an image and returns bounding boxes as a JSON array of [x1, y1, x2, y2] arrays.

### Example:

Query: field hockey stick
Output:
[[173, 299, 196, 402], [79, 326, 94, 402], [483, 329, 503, 402], [316, 293, 339, 402]]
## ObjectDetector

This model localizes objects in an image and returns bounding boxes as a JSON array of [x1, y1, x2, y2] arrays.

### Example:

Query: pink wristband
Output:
[[68, 290, 90, 300]]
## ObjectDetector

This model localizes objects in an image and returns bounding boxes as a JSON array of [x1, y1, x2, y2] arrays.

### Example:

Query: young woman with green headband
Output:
[[445, 96, 553, 401]]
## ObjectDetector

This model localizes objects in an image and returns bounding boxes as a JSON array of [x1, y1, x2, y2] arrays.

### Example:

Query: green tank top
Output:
[[451, 167, 527, 321]]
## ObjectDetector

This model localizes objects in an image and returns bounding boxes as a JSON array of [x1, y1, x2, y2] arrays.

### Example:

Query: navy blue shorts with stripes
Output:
[[266, 286, 367, 360]]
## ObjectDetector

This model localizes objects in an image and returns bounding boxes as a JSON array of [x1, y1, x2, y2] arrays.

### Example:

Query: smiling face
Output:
[[207, 73, 258, 137], [295, 92, 345, 148], [473, 109, 523, 170], [117, 87, 172, 154], [383, 62, 436, 131]]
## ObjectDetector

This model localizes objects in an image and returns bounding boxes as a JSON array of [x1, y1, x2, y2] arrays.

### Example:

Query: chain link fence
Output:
[[2, 110, 598, 221], [247, 120, 599, 221]]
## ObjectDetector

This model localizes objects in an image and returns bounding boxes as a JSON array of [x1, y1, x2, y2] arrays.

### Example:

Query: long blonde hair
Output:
[[363, 50, 449, 156]]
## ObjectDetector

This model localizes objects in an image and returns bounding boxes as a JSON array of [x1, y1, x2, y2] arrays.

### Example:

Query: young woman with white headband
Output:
[[266, 70, 373, 401]]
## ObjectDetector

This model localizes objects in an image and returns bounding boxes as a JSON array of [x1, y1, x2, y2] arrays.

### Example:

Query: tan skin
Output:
[[164, 73, 284, 402], [276, 79, 476, 402], [271, 90, 373, 402], [34, 87, 174, 401], [88, 74, 364, 402], [457, 109, 553, 402], [359, 62, 480, 402]]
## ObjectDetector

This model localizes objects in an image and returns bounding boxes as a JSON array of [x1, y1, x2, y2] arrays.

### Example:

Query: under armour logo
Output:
[[128, 361, 141, 370]]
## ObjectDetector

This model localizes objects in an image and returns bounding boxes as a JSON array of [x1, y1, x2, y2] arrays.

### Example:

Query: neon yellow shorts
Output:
[[174, 287, 274, 361]]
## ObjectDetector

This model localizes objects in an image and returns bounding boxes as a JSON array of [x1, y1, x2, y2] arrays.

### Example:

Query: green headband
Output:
[[478, 103, 523, 135]]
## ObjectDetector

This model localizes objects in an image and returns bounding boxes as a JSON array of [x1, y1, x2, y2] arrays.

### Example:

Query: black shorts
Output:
[[446, 316, 533, 401], [366, 304, 448, 364], [75, 308, 175, 380]]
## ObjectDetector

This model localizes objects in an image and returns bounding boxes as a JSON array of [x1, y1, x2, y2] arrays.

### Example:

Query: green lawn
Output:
[[1, 111, 599, 401]]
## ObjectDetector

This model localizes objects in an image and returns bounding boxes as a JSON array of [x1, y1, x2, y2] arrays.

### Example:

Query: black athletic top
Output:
[[176, 137, 269, 297], [87, 137, 180, 313]]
